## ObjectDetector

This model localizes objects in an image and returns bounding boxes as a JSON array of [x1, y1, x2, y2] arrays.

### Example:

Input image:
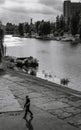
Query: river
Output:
[[4, 35, 81, 91]]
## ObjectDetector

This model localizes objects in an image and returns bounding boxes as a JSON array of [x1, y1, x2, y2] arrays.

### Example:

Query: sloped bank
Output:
[[4, 56, 81, 97], [7, 68, 81, 99], [4, 56, 71, 91]]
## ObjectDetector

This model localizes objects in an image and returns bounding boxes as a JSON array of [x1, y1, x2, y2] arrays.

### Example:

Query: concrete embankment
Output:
[[8, 69, 81, 97], [0, 69, 81, 130]]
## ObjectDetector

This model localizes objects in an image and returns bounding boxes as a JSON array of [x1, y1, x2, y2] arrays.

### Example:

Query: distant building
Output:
[[63, 0, 81, 23]]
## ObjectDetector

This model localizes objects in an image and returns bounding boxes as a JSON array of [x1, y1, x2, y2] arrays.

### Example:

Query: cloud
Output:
[[0, 0, 64, 24], [0, 0, 5, 4], [39, 0, 63, 12], [2, 0, 56, 15]]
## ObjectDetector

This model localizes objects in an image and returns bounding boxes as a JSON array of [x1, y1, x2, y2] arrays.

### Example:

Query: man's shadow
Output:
[[25, 116, 34, 130]]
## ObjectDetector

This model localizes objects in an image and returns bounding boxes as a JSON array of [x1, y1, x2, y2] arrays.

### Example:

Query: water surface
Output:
[[4, 35, 81, 91]]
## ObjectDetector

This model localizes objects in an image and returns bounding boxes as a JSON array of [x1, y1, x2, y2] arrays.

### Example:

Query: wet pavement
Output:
[[0, 69, 81, 129]]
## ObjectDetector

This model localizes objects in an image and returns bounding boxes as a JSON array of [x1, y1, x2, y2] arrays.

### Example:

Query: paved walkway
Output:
[[0, 79, 22, 112], [0, 69, 81, 129]]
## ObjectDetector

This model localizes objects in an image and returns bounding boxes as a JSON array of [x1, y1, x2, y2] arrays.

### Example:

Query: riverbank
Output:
[[0, 68, 81, 129], [2, 56, 81, 95], [6, 68, 81, 97], [4, 56, 70, 87]]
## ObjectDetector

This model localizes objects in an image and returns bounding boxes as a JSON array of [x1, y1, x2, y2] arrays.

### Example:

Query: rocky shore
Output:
[[4, 56, 39, 76]]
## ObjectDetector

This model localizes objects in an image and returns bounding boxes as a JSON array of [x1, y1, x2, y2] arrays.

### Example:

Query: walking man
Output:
[[23, 96, 33, 119]]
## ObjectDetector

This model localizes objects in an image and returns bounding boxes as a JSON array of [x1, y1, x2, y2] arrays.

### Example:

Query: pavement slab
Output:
[[38, 101, 69, 110], [0, 82, 23, 112]]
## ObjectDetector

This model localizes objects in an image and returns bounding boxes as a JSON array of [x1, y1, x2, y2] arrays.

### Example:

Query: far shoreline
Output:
[[12, 33, 81, 44]]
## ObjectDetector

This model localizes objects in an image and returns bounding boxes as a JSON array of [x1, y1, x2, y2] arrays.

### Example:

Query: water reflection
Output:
[[25, 117, 33, 130]]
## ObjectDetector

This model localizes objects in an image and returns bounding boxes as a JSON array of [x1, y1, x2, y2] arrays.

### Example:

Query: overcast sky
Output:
[[0, 0, 80, 24]]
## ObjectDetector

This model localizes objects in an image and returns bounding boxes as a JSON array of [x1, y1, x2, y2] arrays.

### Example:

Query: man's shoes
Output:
[[30, 114, 33, 118]]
